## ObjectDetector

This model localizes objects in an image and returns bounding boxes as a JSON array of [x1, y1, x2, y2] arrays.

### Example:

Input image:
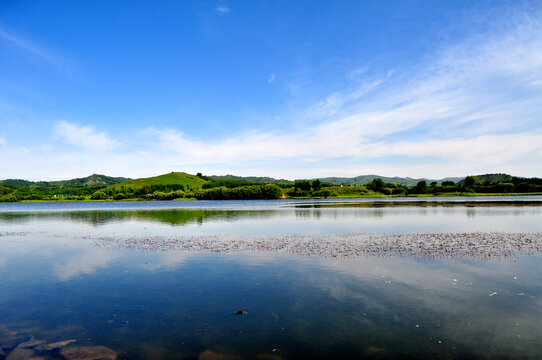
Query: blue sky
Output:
[[1, 1, 542, 180]]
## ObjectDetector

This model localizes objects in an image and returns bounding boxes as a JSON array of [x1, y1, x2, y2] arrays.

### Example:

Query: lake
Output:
[[1, 197, 542, 359]]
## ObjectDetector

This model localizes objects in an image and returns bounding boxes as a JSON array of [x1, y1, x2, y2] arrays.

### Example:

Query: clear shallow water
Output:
[[1, 198, 542, 359]]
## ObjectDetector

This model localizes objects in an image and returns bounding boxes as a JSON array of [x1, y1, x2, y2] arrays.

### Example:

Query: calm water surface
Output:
[[1, 198, 542, 359]]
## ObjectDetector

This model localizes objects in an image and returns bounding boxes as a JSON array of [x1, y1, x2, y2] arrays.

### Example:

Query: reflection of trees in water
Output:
[[296, 208, 387, 219], [0, 209, 281, 226]]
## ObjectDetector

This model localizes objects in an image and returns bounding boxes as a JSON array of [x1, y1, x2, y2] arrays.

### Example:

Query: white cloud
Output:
[[54, 121, 120, 152], [267, 73, 275, 84], [135, 16, 542, 177], [2, 13, 542, 180], [0, 136, 6, 147], [54, 249, 119, 280], [216, 3, 230, 13]]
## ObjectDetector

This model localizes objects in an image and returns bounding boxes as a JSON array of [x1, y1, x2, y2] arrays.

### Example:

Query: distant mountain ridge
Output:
[[210, 174, 292, 184], [0, 174, 130, 188], [1, 172, 521, 189], [314, 175, 465, 187]]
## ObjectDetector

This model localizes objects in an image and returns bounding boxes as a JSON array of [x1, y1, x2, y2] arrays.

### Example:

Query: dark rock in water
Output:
[[61, 345, 117, 360], [35, 339, 76, 352], [0, 347, 5, 357], [0, 330, 29, 350], [5, 348, 37, 360], [234, 310, 247, 315]]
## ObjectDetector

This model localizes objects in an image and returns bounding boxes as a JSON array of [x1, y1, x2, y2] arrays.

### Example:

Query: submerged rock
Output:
[[5, 348, 37, 360], [198, 350, 241, 360], [366, 345, 387, 357], [17, 337, 45, 349], [198, 351, 279, 360], [254, 355, 282, 360], [0, 330, 28, 350], [35, 339, 76, 352], [60, 346, 117, 360]]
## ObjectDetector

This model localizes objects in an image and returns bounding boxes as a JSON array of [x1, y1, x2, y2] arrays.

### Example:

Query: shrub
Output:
[[91, 191, 108, 200], [0, 194, 18, 202], [314, 189, 332, 198]]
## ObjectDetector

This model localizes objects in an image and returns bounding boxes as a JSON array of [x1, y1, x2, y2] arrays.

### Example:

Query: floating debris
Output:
[[0, 232, 28, 238], [235, 310, 248, 315], [489, 292, 498, 297], [88, 232, 542, 260]]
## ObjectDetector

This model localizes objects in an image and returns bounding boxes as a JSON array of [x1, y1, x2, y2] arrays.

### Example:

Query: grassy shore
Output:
[[12, 191, 542, 203]]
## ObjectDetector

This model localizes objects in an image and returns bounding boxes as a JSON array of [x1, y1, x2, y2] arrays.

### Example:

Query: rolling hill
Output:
[[456, 173, 513, 185], [314, 175, 429, 187], [209, 174, 293, 185], [109, 172, 208, 190], [0, 174, 130, 188], [209, 174, 470, 186]]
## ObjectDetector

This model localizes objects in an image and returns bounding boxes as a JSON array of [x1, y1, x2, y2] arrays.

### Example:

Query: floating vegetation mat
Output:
[[88, 232, 542, 260]]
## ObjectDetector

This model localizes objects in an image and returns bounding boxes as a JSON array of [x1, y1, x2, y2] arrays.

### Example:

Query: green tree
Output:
[[314, 189, 331, 198], [414, 180, 427, 194], [311, 179, 322, 192], [367, 178, 384, 192], [464, 176, 476, 188], [91, 191, 108, 200], [294, 180, 311, 191]]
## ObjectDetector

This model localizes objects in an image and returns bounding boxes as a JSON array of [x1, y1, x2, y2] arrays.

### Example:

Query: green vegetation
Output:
[[195, 184, 283, 200], [0, 183, 104, 202], [209, 174, 293, 186], [1, 172, 541, 203]]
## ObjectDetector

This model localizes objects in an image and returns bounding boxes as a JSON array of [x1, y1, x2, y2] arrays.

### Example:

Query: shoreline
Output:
[[3, 192, 542, 203]]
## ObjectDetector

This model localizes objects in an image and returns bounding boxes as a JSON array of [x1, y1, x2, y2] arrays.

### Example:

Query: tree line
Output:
[[1, 175, 542, 202]]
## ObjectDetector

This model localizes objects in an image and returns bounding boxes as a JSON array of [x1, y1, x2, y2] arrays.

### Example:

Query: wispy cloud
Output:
[[267, 73, 275, 84], [0, 136, 6, 147], [215, 3, 230, 14], [54, 121, 120, 152], [2, 13, 542, 180], [0, 26, 59, 65], [141, 15, 542, 176]]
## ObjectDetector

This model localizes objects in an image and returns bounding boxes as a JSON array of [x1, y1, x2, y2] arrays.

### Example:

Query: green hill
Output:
[[457, 173, 512, 185], [52, 174, 130, 187], [0, 174, 130, 188], [315, 175, 435, 187], [0, 179, 36, 187], [110, 172, 208, 190], [210, 174, 293, 185]]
